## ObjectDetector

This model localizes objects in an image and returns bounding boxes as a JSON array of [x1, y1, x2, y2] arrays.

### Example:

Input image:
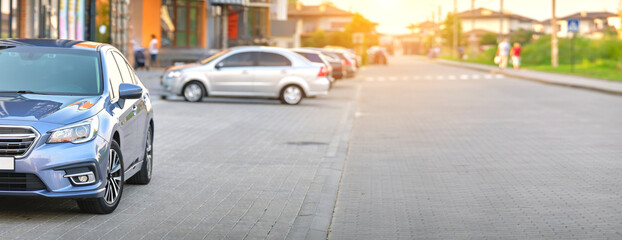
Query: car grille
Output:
[[0, 127, 38, 158], [0, 173, 46, 191]]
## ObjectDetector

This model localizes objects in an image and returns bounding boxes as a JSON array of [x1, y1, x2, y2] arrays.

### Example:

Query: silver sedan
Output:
[[161, 46, 331, 105]]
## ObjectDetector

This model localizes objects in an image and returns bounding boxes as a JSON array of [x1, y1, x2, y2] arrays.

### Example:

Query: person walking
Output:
[[511, 42, 522, 70], [496, 38, 510, 70], [148, 34, 159, 69]]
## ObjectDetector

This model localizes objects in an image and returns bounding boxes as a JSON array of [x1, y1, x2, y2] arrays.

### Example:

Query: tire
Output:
[[279, 85, 303, 105], [127, 125, 153, 185], [183, 81, 205, 102], [76, 140, 124, 214]]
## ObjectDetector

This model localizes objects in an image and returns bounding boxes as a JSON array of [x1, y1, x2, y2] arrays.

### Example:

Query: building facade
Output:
[[459, 8, 536, 37], [1, 0, 130, 54], [536, 11, 619, 39], [287, 3, 353, 36]]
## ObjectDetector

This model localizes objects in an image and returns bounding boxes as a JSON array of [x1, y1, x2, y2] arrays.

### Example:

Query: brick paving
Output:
[[0, 70, 358, 239], [329, 56, 622, 239]]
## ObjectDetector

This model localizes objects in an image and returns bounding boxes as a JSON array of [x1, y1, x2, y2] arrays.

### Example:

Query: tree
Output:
[[345, 13, 377, 34], [509, 28, 533, 45], [480, 33, 498, 45], [288, 0, 297, 5], [441, 12, 463, 47]]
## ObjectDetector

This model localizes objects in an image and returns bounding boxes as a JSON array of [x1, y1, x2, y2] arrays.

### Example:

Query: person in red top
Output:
[[511, 42, 522, 70]]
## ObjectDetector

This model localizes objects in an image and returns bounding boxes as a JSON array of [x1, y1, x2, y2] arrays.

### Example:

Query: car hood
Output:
[[0, 93, 103, 125], [167, 63, 201, 72]]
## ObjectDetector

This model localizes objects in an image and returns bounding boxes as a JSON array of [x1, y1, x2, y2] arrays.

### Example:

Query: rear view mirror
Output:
[[119, 83, 143, 99], [215, 62, 224, 70]]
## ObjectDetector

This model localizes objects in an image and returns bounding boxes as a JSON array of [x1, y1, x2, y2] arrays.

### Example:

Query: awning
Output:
[[209, 0, 248, 5]]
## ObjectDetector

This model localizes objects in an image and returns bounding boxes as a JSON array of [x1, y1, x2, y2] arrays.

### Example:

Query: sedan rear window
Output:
[[294, 52, 322, 63], [0, 47, 101, 95]]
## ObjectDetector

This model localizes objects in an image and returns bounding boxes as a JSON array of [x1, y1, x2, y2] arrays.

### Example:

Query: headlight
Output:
[[48, 116, 99, 144], [165, 70, 182, 79]]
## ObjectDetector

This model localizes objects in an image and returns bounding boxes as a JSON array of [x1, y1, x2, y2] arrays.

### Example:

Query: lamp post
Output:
[[551, 0, 558, 67]]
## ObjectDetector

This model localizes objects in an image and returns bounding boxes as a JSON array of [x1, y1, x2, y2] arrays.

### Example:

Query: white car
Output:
[[161, 46, 331, 105]]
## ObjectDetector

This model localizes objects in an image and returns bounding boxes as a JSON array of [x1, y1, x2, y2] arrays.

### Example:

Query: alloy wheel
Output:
[[283, 86, 302, 104], [104, 148, 122, 205], [184, 83, 203, 102]]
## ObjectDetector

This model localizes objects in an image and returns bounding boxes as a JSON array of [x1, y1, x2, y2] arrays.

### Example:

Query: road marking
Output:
[[389, 77, 398, 81], [460, 75, 469, 80], [378, 77, 386, 82], [362, 74, 505, 83]]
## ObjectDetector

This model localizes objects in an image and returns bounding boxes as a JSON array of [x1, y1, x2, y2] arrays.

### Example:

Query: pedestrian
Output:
[[496, 37, 510, 70], [458, 46, 465, 61], [511, 42, 521, 70], [148, 34, 159, 69]]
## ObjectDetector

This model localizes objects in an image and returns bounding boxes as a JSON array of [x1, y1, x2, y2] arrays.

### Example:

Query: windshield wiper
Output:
[[0, 90, 51, 95]]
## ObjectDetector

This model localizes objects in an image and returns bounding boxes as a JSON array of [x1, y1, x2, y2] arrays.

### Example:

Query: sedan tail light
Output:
[[344, 59, 352, 66], [318, 65, 330, 77]]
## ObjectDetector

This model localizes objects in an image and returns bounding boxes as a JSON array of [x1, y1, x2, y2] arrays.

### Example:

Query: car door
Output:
[[106, 51, 140, 168], [253, 52, 292, 96], [209, 51, 256, 95]]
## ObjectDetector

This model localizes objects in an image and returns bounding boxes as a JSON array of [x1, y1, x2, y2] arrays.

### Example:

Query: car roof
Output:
[[291, 48, 321, 54], [0, 39, 106, 51]]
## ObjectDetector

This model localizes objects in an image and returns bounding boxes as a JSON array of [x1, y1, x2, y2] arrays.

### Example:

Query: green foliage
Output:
[[509, 28, 533, 46], [441, 12, 463, 47], [302, 13, 378, 49], [479, 33, 498, 45]]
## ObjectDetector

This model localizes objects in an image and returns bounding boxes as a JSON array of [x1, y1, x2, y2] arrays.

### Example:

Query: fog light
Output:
[[78, 175, 88, 183], [64, 171, 96, 185]]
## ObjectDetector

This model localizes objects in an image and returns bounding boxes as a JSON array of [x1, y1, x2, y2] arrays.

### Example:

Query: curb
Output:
[[437, 59, 622, 96]]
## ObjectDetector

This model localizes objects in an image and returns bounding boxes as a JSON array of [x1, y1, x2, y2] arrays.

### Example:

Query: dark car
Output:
[[320, 49, 356, 78], [292, 48, 339, 83], [0, 39, 155, 214]]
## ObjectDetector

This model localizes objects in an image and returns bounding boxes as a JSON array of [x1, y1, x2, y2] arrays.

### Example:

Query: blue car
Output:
[[0, 39, 154, 214]]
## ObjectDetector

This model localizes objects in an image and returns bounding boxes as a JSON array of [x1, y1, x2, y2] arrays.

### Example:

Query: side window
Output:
[[258, 52, 291, 67], [105, 52, 123, 100], [112, 52, 136, 84], [219, 52, 255, 68]]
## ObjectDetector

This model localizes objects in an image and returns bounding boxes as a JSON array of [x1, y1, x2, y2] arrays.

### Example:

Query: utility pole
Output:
[[469, 0, 476, 57], [499, 0, 504, 39], [551, 0, 558, 67], [453, 0, 458, 58]]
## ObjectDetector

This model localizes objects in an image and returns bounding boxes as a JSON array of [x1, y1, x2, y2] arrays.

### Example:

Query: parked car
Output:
[[368, 46, 389, 65], [320, 49, 357, 78], [292, 48, 335, 85], [161, 46, 331, 105], [304, 48, 346, 80], [0, 39, 154, 214]]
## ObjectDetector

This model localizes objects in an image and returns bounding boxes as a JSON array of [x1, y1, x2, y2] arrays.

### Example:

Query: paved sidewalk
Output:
[[438, 59, 622, 95]]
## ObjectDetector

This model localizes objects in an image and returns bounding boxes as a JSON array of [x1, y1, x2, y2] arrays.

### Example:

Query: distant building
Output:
[[459, 8, 536, 37], [287, 2, 353, 36], [537, 11, 619, 38], [270, 19, 300, 48]]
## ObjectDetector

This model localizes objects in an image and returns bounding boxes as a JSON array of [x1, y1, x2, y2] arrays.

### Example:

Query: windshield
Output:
[[0, 47, 102, 95], [200, 49, 231, 65]]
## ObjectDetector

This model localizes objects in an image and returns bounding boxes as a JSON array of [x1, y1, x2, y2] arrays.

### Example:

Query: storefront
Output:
[[128, 0, 209, 66], [0, 0, 130, 54], [208, 0, 270, 49]]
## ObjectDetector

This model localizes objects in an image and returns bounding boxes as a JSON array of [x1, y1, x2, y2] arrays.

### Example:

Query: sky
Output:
[[299, 0, 621, 34]]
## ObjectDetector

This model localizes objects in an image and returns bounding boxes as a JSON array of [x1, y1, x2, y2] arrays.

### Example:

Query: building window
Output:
[[247, 7, 267, 38], [0, 0, 22, 38], [161, 0, 202, 47]]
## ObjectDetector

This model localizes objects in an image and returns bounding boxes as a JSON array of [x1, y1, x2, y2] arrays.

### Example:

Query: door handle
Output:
[[132, 105, 138, 113]]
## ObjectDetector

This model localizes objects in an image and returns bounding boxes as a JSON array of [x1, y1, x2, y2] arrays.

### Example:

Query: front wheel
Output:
[[77, 140, 124, 214], [183, 82, 205, 102], [127, 125, 153, 185], [279, 85, 303, 105]]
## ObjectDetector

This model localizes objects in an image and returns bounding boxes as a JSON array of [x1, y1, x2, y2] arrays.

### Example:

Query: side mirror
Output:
[[215, 62, 224, 70], [119, 83, 143, 99]]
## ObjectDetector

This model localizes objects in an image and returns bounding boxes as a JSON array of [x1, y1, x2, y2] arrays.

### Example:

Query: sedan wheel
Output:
[[127, 126, 153, 184], [280, 85, 303, 105], [77, 140, 124, 214], [183, 82, 204, 102]]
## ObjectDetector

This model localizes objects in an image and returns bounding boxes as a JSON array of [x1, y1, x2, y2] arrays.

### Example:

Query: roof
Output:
[[0, 39, 104, 50], [559, 11, 617, 20], [270, 20, 297, 37], [459, 8, 536, 22], [288, 4, 353, 17]]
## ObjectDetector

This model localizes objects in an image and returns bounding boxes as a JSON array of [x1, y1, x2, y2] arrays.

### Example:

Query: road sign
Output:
[[568, 19, 579, 33]]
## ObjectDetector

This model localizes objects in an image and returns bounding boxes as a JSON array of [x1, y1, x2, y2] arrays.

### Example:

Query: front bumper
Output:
[[161, 76, 184, 96], [0, 123, 109, 199]]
